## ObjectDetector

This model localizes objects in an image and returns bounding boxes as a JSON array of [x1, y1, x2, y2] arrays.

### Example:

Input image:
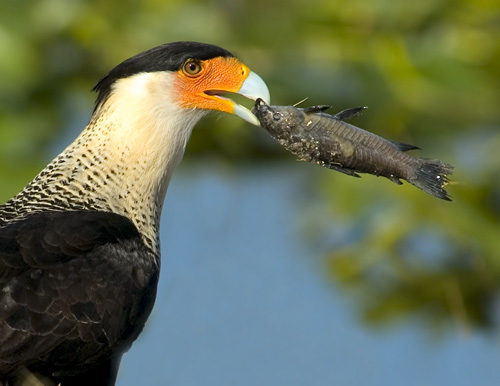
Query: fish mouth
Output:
[[251, 98, 276, 124], [251, 98, 271, 113]]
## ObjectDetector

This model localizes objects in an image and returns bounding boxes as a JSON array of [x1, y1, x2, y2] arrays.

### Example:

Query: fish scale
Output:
[[252, 99, 454, 201]]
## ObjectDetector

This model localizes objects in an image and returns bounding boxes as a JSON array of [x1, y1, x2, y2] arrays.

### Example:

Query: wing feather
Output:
[[0, 210, 158, 380]]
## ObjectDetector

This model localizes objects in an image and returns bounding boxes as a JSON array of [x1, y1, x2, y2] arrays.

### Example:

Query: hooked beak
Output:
[[231, 71, 271, 126], [175, 57, 270, 126], [205, 70, 270, 126]]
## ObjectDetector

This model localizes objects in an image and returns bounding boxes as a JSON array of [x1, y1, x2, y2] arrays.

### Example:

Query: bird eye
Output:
[[183, 59, 203, 76]]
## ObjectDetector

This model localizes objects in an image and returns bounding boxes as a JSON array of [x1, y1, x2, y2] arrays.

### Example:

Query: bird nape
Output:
[[0, 41, 270, 386]]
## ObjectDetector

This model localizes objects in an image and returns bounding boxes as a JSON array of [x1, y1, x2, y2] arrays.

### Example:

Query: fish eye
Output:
[[272, 112, 282, 121], [183, 59, 203, 77]]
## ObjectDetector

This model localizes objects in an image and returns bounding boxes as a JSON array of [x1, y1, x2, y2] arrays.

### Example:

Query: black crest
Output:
[[93, 41, 235, 108]]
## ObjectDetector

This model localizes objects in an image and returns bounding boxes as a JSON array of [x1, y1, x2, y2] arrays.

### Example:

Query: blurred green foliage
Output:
[[0, 0, 499, 333]]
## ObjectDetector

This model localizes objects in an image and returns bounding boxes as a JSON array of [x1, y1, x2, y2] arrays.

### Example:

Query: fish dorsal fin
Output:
[[390, 140, 421, 152], [333, 106, 367, 121], [303, 105, 331, 114]]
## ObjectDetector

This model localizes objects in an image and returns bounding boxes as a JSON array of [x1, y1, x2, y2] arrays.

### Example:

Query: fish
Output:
[[252, 98, 454, 201]]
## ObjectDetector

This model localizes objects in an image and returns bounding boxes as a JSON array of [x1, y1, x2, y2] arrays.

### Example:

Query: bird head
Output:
[[93, 41, 270, 126]]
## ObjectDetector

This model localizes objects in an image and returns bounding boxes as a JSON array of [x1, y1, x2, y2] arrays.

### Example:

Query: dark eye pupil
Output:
[[184, 60, 201, 75]]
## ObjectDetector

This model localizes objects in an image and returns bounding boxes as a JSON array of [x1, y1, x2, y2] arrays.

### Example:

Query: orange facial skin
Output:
[[173, 57, 251, 114]]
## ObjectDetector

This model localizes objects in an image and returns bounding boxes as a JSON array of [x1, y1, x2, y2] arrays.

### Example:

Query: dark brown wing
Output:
[[0, 210, 159, 386]]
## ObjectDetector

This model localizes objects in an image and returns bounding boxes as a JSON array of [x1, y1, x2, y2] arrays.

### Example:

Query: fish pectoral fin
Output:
[[333, 106, 367, 121], [303, 105, 331, 114], [388, 175, 403, 185], [326, 163, 362, 178], [390, 140, 421, 152]]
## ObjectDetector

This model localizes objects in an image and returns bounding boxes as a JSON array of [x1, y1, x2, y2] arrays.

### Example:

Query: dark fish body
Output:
[[252, 99, 453, 200]]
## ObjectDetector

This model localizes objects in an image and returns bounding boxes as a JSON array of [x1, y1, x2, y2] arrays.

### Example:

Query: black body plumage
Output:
[[0, 41, 238, 386], [252, 99, 454, 200], [0, 210, 158, 386]]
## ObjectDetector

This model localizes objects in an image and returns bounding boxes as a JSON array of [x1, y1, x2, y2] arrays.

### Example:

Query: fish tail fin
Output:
[[410, 159, 454, 201]]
